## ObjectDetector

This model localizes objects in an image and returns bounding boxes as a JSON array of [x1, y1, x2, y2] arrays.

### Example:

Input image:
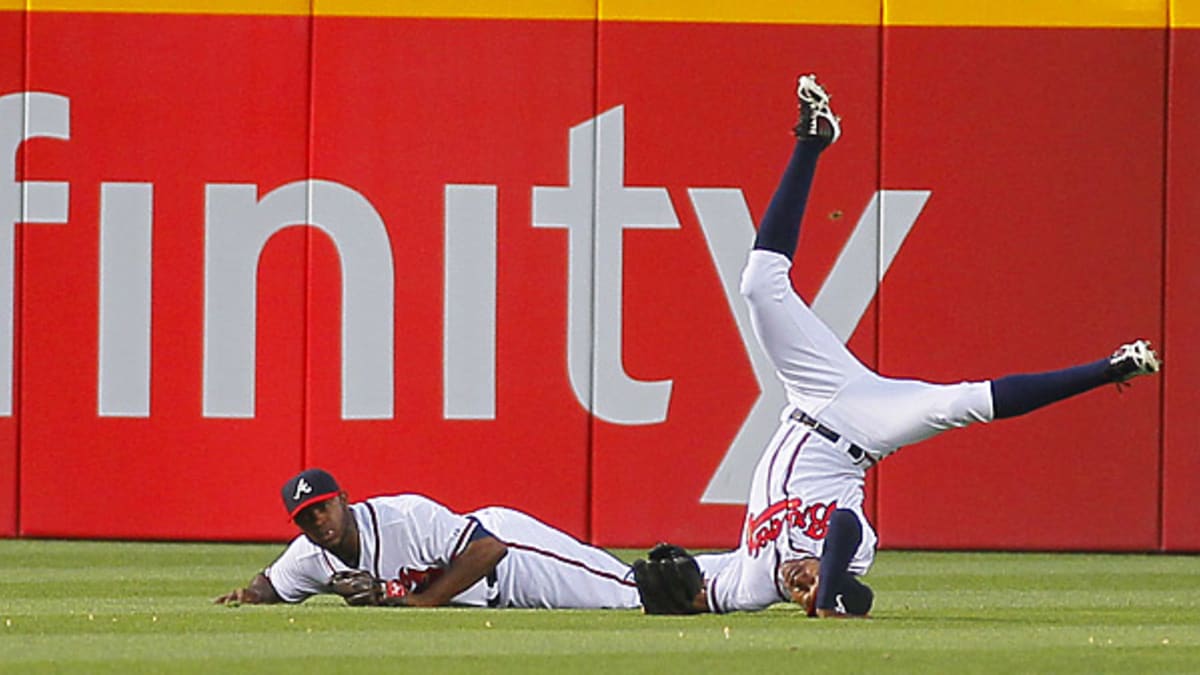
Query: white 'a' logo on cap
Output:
[[293, 478, 312, 501]]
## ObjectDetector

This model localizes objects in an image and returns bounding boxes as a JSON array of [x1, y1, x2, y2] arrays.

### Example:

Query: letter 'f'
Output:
[[0, 92, 70, 416]]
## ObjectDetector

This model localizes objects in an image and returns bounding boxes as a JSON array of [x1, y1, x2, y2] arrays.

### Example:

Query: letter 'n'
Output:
[[203, 180, 394, 419]]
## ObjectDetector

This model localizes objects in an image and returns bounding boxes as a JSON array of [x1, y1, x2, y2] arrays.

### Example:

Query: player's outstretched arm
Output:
[[405, 536, 508, 608], [214, 572, 282, 605]]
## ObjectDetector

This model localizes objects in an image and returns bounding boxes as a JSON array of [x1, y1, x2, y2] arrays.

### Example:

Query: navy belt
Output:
[[788, 409, 875, 467]]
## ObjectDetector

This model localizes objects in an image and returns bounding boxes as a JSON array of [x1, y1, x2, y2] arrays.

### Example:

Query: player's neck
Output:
[[328, 516, 361, 568]]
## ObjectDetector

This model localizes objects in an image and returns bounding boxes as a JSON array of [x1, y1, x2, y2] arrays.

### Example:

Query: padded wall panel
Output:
[[19, 10, 311, 540], [589, 18, 883, 547], [1162, 13, 1200, 552], [876, 17, 1166, 550], [304, 10, 598, 537], [0, 8, 23, 536]]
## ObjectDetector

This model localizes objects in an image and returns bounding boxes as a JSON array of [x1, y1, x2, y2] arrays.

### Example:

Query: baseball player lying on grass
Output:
[[632, 74, 1162, 619], [215, 468, 640, 609]]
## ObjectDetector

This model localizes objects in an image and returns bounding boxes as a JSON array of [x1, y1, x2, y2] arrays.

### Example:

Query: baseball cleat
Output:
[[794, 74, 841, 146], [1107, 339, 1161, 384]]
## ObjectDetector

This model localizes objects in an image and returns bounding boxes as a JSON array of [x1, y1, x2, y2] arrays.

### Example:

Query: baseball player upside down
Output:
[[631, 73, 1162, 618]]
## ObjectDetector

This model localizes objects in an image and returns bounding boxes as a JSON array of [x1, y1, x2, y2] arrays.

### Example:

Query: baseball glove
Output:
[[632, 543, 704, 615], [328, 570, 409, 607]]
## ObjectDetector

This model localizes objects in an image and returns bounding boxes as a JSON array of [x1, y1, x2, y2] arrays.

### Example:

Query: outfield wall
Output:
[[0, 1, 1195, 552]]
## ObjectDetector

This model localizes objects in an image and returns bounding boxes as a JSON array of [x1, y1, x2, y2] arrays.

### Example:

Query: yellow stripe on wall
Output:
[[1174, 0, 1200, 26], [596, 0, 879, 25], [313, 0, 881, 24], [1, 0, 1195, 26], [885, 0, 1167, 28], [19, 0, 309, 14], [312, 0, 594, 20]]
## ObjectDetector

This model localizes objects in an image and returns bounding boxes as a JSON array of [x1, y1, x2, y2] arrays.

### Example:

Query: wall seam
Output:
[[14, 0, 27, 537], [586, 0, 599, 544], [871, 0, 884, 543], [303, 0, 315, 476], [1157, 2, 1172, 553]]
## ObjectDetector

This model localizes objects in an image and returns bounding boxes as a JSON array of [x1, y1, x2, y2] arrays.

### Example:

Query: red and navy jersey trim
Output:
[[365, 501, 384, 577], [449, 518, 481, 560]]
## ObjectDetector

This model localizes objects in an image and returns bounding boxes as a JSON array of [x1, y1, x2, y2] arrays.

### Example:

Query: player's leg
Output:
[[752, 75, 839, 259], [990, 339, 1161, 418], [840, 339, 1162, 454], [812, 342, 1162, 618], [740, 75, 871, 400], [471, 507, 640, 609]]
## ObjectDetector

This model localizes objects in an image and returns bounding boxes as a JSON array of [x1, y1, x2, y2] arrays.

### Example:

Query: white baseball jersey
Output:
[[264, 494, 640, 609], [702, 250, 995, 613]]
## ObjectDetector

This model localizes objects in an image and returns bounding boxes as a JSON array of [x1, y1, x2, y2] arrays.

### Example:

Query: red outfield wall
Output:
[[0, 1, 1194, 552], [1164, 4, 1200, 551]]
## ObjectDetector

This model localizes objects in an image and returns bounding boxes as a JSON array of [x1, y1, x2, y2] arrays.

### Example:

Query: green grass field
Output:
[[1, 540, 1197, 673]]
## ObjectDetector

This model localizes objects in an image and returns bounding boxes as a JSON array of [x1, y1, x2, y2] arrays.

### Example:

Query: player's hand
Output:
[[214, 573, 280, 605], [214, 587, 261, 605], [777, 557, 819, 616], [329, 570, 409, 607], [632, 543, 705, 615]]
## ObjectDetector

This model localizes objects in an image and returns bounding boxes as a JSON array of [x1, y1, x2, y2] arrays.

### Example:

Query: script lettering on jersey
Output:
[[744, 498, 837, 557], [395, 566, 445, 593]]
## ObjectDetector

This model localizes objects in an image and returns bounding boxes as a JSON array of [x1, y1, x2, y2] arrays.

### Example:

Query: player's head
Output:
[[281, 468, 353, 550]]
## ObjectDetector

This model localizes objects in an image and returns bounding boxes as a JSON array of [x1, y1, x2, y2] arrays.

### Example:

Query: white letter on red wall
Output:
[[0, 92, 70, 416], [98, 182, 153, 417], [203, 179, 395, 419], [533, 106, 678, 425], [443, 184, 497, 420]]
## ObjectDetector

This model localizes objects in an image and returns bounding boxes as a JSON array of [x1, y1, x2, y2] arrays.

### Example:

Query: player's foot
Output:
[[1106, 339, 1161, 384], [794, 74, 841, 147]]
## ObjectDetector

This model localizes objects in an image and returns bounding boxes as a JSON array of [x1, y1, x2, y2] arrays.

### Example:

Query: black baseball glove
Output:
[[632, 543, 704, 615], [328, 570, 409, 607]]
